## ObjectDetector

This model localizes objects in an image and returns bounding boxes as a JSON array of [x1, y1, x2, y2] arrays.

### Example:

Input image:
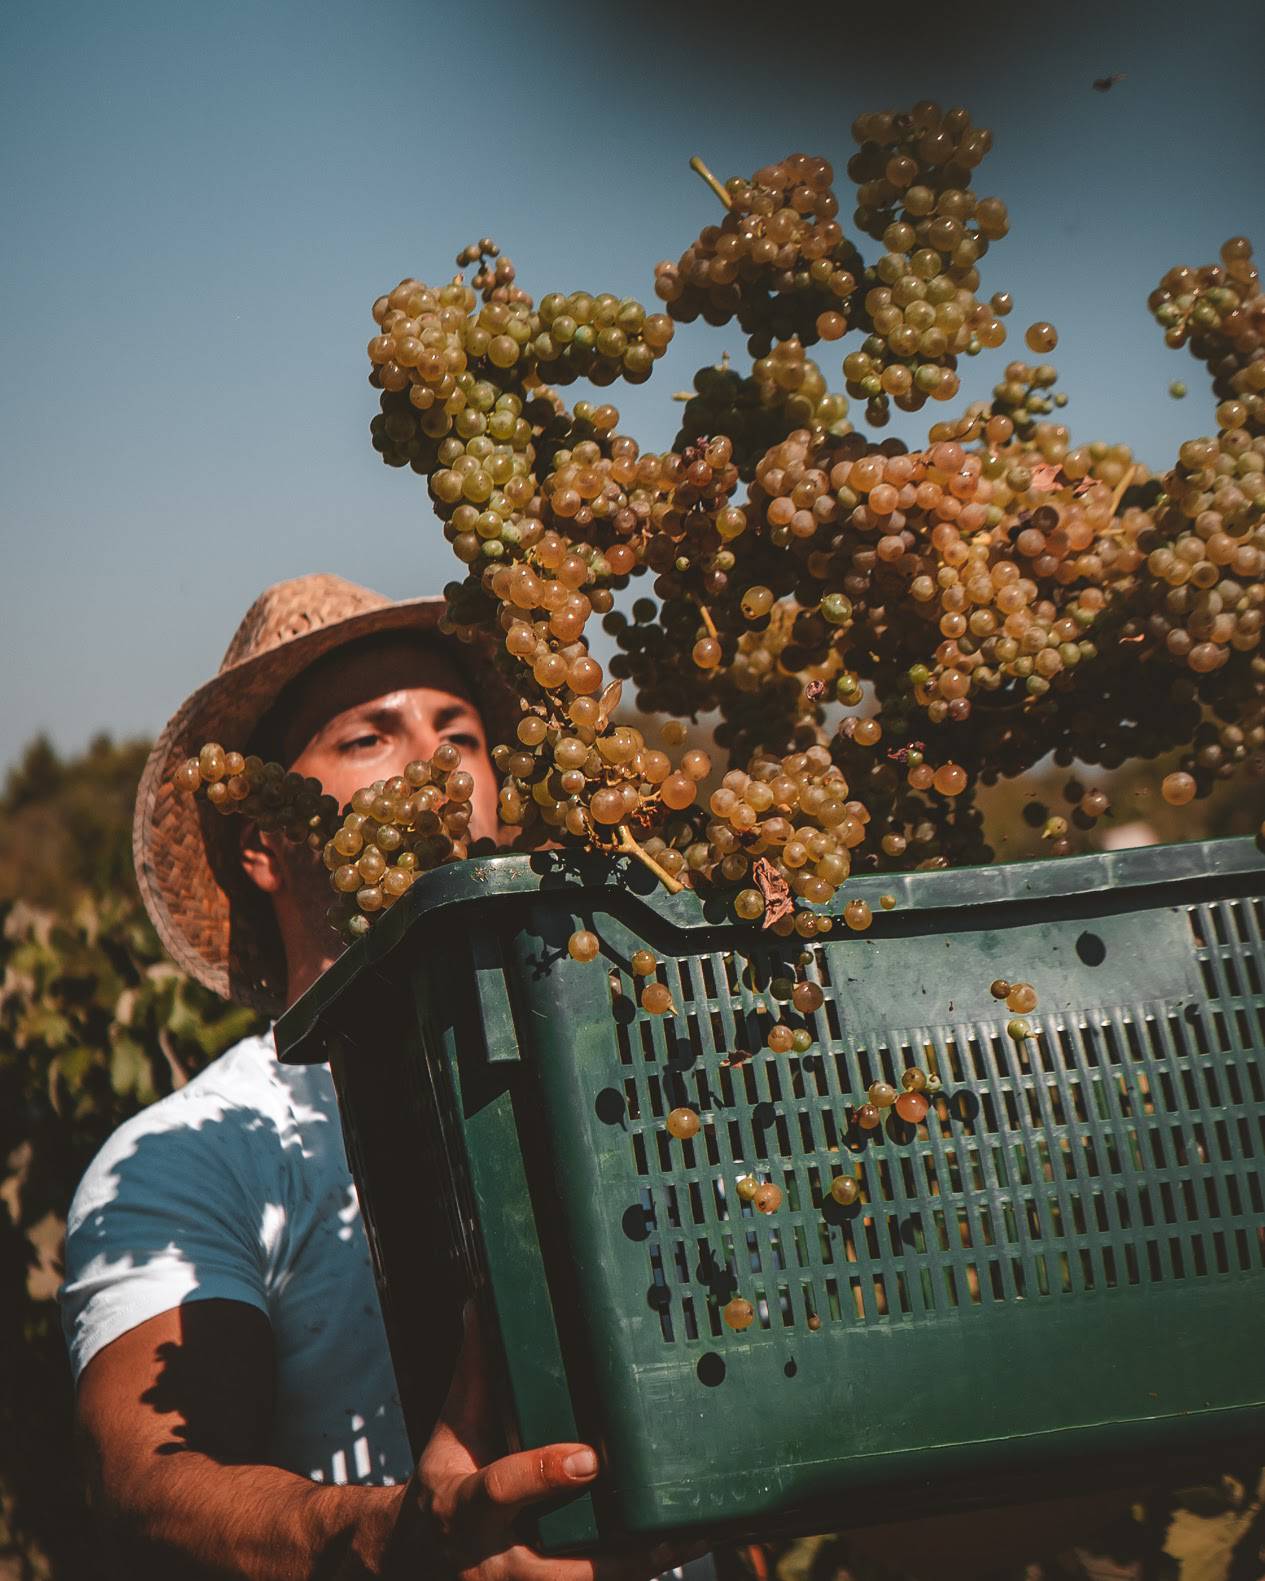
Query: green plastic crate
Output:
[[277, 838, 1265, 1549]]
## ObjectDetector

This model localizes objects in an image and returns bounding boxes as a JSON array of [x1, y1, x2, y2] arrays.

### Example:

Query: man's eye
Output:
[[446, 731, 481, 750], [341, 734, 382, 752]]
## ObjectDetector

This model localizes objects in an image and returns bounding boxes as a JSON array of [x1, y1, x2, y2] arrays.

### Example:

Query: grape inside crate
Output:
[[277, 838, 1265, 1550]]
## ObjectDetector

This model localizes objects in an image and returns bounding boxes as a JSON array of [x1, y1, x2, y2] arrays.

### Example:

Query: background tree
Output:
[[0, 735, 262, 1579]]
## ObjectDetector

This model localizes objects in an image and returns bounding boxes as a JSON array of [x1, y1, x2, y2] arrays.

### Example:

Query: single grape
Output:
[[1024, 322, 1058, 353], [894, 1091, 929, 1123], [753, 1182, 783, 1214], [932, 762, 967, 797], [631, 949, 657, 975], [641, 982, 674, 1015], [1006, 982, 1038, 1013], [723, 1297, 755, 1331], [666, 1106, 701, 1139], [198, 743, 226, 782], [568, 929, 600, 963], [829, 1175, 859, 1206]]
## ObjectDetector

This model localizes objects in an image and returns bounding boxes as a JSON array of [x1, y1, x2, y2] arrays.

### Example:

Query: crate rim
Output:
[[276, 833, 1265, 1065]]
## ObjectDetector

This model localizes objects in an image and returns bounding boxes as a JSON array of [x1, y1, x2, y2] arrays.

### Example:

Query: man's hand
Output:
[[76, 1297, 705, 1580], [396, 1304, 705, 1581]]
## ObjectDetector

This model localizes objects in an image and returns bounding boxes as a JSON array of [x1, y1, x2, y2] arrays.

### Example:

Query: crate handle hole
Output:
[[1076, 931, 1107, 967]]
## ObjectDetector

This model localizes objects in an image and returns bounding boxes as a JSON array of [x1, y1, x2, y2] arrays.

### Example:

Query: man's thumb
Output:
[[472, 1444, 599, 1516]]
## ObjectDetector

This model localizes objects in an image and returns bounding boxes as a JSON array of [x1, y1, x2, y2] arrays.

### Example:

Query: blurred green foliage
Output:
[[0, 734, 263, 1579]]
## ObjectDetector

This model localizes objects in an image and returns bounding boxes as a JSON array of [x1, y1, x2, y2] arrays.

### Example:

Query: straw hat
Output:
[[133, 573, 516, 1016]]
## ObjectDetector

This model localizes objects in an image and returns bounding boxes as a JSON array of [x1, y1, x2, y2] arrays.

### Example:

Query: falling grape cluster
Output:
[[175, 99, 1264, 945], [1149, 237, 1265, 434], [164, 108, 1265, 1338]]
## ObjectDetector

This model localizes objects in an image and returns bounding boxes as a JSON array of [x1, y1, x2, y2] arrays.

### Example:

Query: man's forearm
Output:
[[96, 1452, 426, 1581]]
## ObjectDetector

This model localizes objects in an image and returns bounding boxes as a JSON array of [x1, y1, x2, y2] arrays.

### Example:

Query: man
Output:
[[62, 573, 705, 1580], [61, 573, 1157, 1581]]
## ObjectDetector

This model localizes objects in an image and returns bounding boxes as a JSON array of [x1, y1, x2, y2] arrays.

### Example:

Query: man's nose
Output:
[[402, 724, 443, 769]]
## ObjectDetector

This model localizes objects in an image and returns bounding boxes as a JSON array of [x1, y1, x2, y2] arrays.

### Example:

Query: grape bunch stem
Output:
[[617, 824, 686, 893], [689, 155, 732, 210]]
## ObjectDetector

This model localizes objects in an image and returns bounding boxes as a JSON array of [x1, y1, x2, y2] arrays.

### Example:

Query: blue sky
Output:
[[1, 0, 1261, 775]]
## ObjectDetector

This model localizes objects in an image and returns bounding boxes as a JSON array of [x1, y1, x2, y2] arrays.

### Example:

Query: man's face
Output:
[[282, 636, 498, 841]]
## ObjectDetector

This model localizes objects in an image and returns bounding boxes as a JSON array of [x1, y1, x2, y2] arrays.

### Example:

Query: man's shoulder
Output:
[[127, 1029, 287, 1133], [68, 1033, 290, 1218]]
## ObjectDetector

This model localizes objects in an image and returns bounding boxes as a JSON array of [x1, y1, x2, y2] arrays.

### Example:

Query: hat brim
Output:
[[133, 594, 515, 1016]]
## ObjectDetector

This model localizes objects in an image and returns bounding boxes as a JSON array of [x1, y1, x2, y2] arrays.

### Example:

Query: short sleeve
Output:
[[61, 1086, 275, 1382]]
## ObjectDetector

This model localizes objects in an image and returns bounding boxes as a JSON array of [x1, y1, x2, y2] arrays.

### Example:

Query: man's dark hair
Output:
[[247, 630, 485, 769]]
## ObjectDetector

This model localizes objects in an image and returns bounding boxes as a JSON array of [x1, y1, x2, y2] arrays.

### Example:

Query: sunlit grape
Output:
[[641, 982, 674, 1015], [1006, 982, 1038, 1013], [568, 929, 600, 963], [666, 1106, 701, 1139], [723, 1297, 755, 1331], [895, 1091, 929, 1123]]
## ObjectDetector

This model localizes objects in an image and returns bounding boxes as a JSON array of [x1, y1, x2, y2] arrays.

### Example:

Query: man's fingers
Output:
[[437, 1301, 501, 1464], [466, 1443, 600, 1518]]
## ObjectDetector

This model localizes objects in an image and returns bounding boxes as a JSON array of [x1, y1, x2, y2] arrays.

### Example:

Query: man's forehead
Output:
[[279, 637, 478, 758]]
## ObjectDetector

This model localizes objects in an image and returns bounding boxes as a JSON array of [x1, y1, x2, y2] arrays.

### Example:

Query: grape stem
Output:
[[689, 155, 732, 210], [699, 605, 719, 641], [617, 824, 686, 893], [1108, 464, 1136, 518]]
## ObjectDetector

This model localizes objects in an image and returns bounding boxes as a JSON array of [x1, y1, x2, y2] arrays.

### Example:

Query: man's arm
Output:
[[76, 1299, 694, 1581], [76, 1300, 410, 1579]]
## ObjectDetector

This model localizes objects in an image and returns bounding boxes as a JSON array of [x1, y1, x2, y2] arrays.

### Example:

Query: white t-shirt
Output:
[[60, 1031, 414, 1487]]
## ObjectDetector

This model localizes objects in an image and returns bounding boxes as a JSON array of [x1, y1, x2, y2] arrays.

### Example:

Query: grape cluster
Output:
[[1149, 237, 1264, 435], [175, 745, 339, 850], [673, 347, 851, 479], [839, 104, 1013, 427], [179, 112, 1265, 929], [179, 742, 485, 940], [653, 152, 858, 352], [368, 262, 675, 414], [318, 746, 484, 937]]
